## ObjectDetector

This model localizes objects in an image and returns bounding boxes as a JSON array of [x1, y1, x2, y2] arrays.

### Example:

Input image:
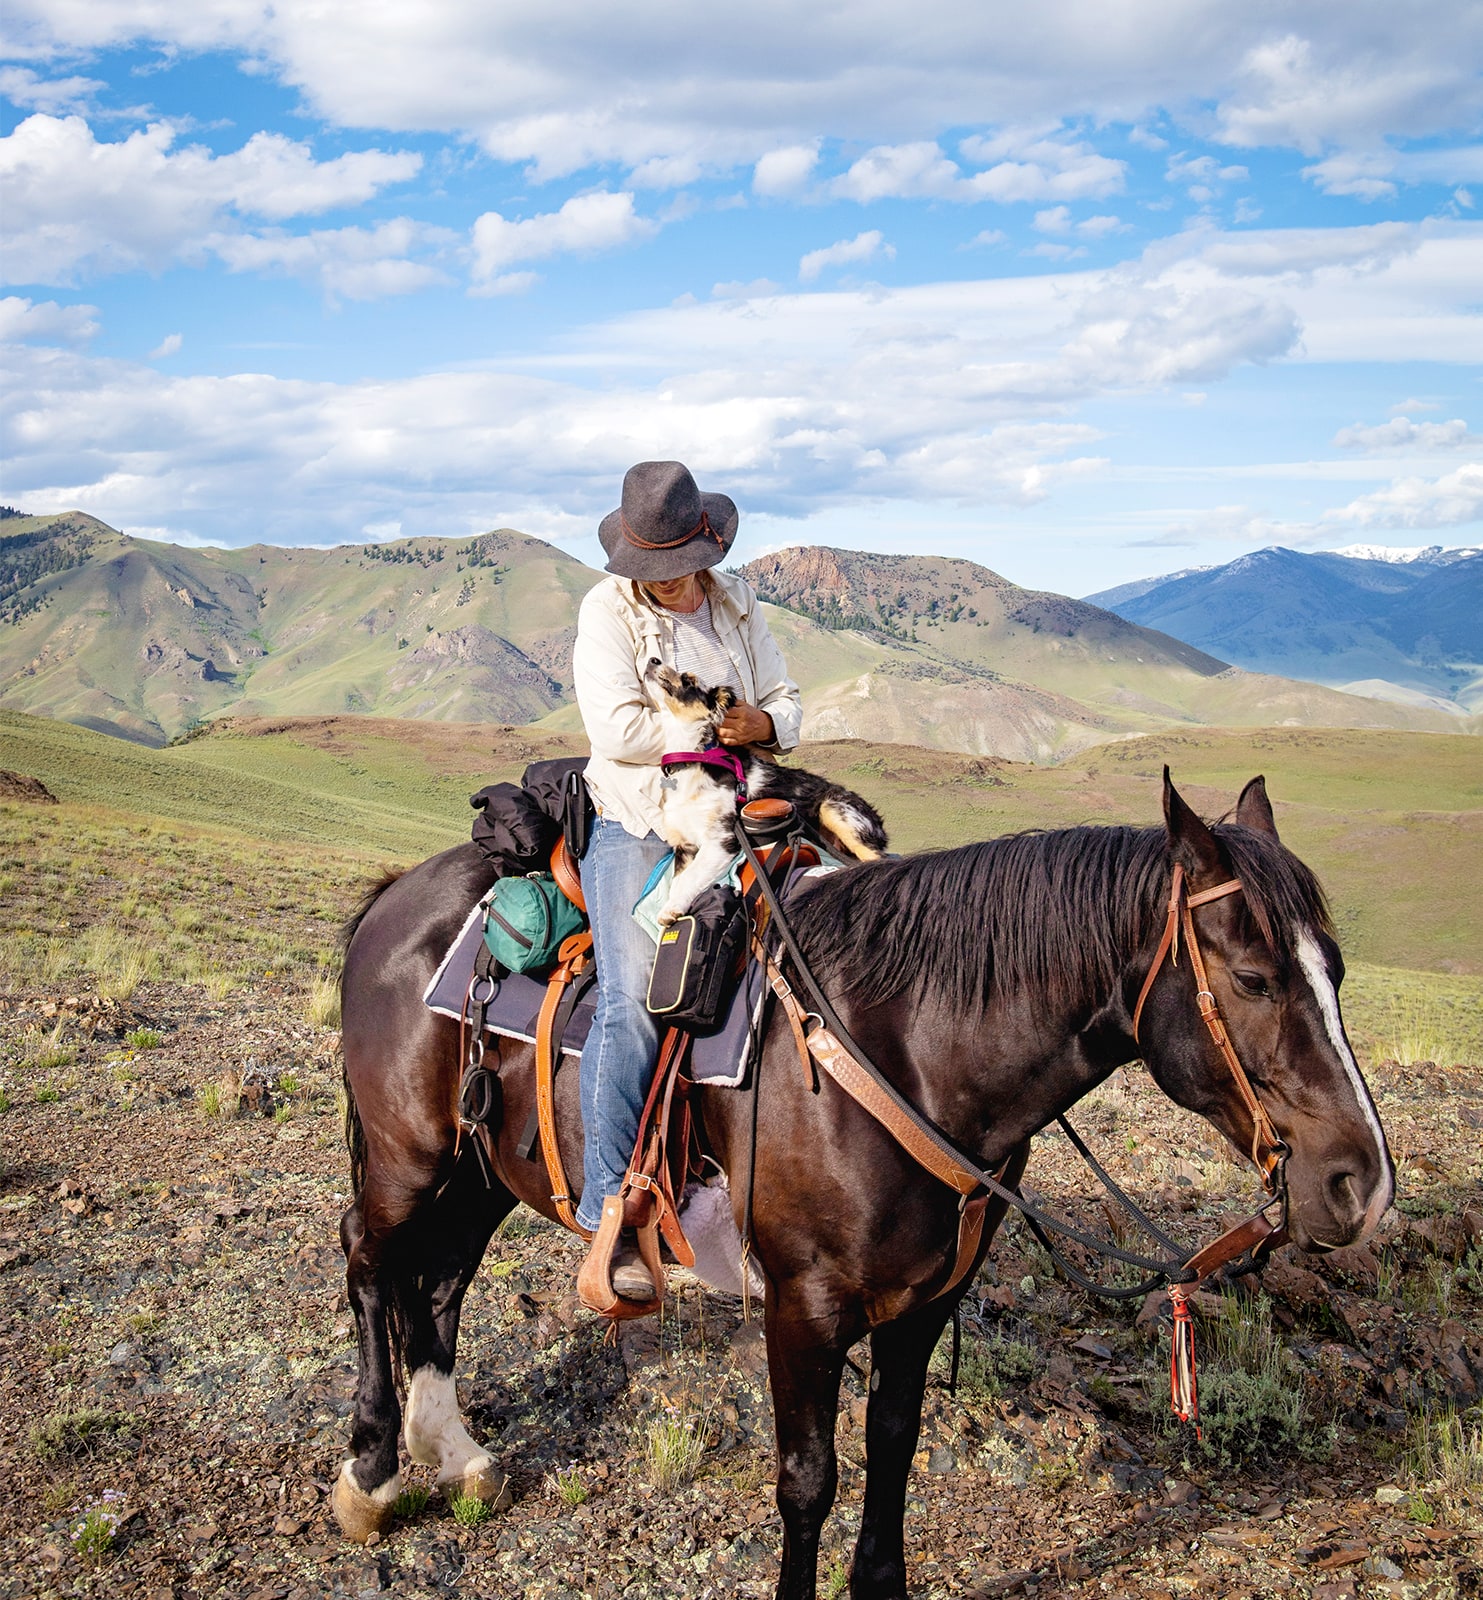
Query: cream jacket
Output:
[[573, 569, 803, 838]]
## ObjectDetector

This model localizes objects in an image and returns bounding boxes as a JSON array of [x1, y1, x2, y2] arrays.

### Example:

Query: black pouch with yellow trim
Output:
[[646, 884, 749, 1033]]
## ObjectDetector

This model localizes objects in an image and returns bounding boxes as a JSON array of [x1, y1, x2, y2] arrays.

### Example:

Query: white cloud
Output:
[[0, 114, 421, 285], [965, 228, 1007, 248], [832, 141, 964, 202], [1333, 416, 1477, 452], [627, 153, 704, 190], [4, 217, 1479, 547], [5, 3, 1483, 187], [1190, 221, 1417, 280], [1318, 464, 1483, 531], [753, 144, 819, 196], [711, 278, 781, 299], [148, 331, 182, 359], [470, 191, 655, 283], [1304, 145, 1483, 202], [798, 230, 893, 281], [468, 270, 540, 298], [0, 65, 105, 114], [828, 129, 1126, 206], [1147, 462, 1483, 549], [0, 294, 99, 343], [1215, 31, 1483, 154], [207, 219, 454, 302], [959, 126, 1126, 201], [1034, 206, 1123, 238], [1165, 152, 1249, 202]]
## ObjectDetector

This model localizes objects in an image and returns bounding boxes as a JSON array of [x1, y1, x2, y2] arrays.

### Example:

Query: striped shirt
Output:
[[668, 595, 742, 695]]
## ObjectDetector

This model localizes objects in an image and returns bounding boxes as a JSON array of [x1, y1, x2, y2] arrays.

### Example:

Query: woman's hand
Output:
[[718, 702, 774, 747]]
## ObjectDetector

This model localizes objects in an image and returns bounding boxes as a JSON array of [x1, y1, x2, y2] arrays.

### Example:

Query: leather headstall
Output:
[[1131, 862, 1289, 1194]]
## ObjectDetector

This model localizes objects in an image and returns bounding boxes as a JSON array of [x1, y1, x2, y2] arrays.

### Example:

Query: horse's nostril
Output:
[[1329, 1171, 1364, 1219]]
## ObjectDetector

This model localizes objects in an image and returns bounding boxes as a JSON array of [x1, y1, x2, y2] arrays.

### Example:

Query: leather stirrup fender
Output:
[[550, 836, 587, 913], [535, 930, 594, 1239]]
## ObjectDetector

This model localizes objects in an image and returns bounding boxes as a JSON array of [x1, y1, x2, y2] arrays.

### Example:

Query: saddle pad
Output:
[[422, 896, 768, 1087]]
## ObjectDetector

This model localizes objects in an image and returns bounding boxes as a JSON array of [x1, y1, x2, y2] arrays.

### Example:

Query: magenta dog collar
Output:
[[661, 749, 746, 798]]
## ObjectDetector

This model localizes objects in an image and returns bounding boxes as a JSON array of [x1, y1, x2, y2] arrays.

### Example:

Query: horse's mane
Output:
[[788, 823, 1331, 1016]]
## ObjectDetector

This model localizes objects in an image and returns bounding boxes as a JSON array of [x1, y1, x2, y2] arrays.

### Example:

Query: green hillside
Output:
[[2, 513, 1465, 759], [3, 710, 1478, 973], [0, 516, 593, 745]]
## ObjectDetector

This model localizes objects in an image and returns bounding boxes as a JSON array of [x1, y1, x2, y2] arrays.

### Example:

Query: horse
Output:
[[331, 771, 1393, 1600]]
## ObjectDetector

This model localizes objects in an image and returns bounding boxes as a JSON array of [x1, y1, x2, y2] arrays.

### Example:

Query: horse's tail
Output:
[[339, 868, 402, 1196], [340, 866, 404, 956], [343, 1075, 369, 1196]]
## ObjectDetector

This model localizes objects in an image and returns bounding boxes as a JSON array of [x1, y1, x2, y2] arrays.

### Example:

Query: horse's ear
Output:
[[1235, 774, 1279, 838], [1163, 766, 1224, 882]]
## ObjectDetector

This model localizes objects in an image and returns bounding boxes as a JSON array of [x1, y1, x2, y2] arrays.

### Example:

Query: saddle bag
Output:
[[482, 872, 585, 975], [646, 884, 749, 1032]]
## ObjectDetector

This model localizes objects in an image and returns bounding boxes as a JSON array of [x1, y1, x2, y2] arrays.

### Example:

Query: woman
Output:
[[572, 460, 802, 1300]]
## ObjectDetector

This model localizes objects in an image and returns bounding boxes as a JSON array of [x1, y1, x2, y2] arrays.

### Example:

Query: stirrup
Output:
[[577, 1195, 665, 1320]]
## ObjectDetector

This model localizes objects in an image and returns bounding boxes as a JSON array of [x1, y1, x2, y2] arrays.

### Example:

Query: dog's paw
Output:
[[656, 907, 679, 927]]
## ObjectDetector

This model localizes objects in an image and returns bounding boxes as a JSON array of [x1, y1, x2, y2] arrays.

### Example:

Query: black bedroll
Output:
[[469, 782, 558, 873], [521, 757, 593, 863]]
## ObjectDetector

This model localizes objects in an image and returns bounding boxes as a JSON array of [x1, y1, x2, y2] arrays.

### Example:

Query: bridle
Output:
[[737, 825, 1292, 1302], [738, 827, 1298, 1426], [1132, 863, 1290, 1196]]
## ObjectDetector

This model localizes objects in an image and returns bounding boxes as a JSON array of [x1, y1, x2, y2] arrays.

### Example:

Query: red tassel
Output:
[[1169, 1286, 1201, 1438]]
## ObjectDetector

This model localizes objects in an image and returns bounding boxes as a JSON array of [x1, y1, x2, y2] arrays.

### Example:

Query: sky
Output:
[[1, 3, 1481, 595]]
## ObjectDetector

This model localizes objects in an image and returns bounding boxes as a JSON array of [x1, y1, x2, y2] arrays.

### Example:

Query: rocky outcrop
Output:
[[0, 769, 58, 803]]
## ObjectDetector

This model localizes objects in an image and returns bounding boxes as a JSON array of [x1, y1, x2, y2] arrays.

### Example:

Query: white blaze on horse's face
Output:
[[1293, 930, 1395, 1240]]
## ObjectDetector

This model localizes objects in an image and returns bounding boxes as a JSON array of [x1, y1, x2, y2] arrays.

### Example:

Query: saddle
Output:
[[458, 796, 845, 1322], [547, 820, 820, 1319]]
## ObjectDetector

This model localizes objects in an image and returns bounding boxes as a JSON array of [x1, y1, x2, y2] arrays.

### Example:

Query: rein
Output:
[[737, 826, 1290, 1308]]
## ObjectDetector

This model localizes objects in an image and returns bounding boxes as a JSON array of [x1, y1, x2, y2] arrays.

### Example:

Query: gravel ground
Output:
[[1, 978, 1480, 1600]]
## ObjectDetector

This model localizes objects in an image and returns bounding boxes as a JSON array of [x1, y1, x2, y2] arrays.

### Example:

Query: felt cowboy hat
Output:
[[598, 460, 739, 580]]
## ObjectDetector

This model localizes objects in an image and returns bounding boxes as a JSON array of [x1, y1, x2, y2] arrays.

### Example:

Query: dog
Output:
[[645, 661, 888, 925]]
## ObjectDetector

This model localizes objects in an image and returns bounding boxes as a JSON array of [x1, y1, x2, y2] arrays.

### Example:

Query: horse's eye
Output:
[[1233, 970, 1269, 997]]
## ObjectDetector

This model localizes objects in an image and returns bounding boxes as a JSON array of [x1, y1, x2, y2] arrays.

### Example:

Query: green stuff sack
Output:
[[481, 872, 585, 975]]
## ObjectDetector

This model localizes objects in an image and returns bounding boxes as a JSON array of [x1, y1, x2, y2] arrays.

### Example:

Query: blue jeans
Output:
[[575, 817, 669, 1232]]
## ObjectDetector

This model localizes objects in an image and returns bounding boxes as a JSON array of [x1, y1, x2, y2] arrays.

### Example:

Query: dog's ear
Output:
[[710, 686, 738, 716]]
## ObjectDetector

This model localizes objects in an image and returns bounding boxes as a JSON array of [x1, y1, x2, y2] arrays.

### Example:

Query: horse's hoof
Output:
[[441, 1458, 511, 1511], [331, 1460, 400, 1543]]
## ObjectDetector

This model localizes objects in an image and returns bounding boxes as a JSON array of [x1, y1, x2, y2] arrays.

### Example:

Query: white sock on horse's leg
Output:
[[403, 1366, 504, 1498]]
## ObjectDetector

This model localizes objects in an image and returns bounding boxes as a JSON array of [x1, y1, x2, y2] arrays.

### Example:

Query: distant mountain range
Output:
[[0, 511, 1469, 758], [1087, 544, 1483, 717]]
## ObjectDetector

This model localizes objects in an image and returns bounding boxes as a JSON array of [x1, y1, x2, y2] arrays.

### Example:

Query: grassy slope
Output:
[[0, 708, 582, 862], [4, 709, 1479, 975]]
